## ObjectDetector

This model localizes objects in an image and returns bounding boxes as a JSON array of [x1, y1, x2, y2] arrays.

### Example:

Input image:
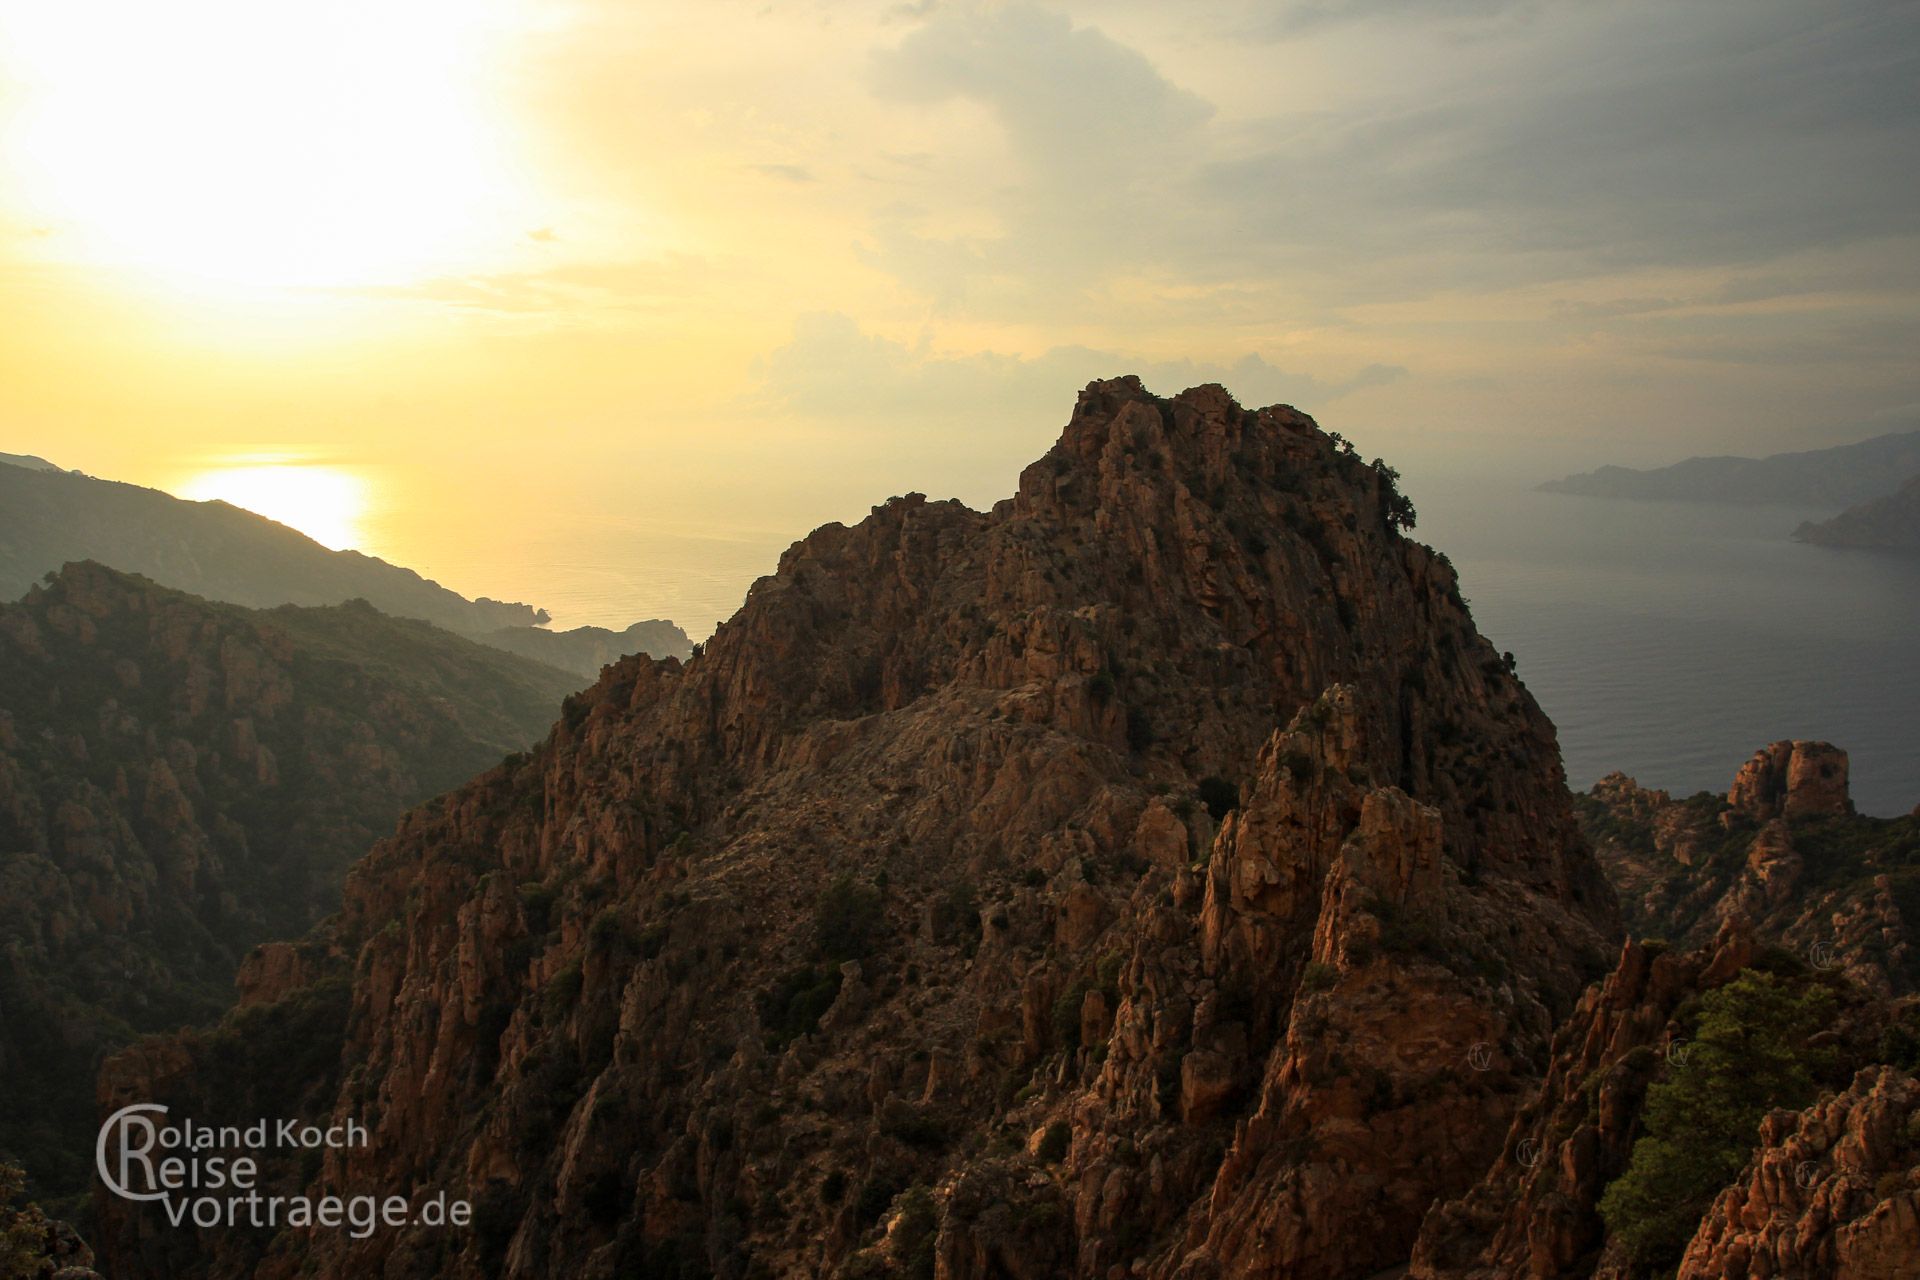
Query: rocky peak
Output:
[[94, 381, 1619, 1280], [1727, 740, 1853, 821]]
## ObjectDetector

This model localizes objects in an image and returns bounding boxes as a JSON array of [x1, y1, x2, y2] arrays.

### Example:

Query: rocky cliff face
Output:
[[0, 564, 577, 1207], [1580, 742, 1917, 997], [94, 380, 1619, 1279], [1726, 741, 1853, 822], [1677, 1066, 1920, 1279]]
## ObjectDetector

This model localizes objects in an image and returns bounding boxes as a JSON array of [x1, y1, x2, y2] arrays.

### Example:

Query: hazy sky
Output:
[[2, 0, 1916, 620]]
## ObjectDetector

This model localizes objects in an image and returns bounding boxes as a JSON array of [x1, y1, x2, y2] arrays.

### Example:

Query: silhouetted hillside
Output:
[[0, 461, 545, 633], [1540, 429, 1920, 507], [1794, 473, 1920, 549], [483, 618, 695, 674]]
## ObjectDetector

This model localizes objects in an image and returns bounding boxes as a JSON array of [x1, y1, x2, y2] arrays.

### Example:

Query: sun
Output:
[[0, 1, 531, 291], [182, 464, 371, 552]]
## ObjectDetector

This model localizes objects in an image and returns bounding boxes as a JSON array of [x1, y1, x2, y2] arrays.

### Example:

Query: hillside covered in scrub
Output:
[[0, 563, 577, 1213]]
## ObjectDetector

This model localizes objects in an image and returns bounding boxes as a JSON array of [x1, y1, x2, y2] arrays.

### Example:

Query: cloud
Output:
[[751, 312, 1405, 426], [335, 257, 715, 316], [1212, 0, 1920, 277], [1257, 0, 1538, 39], [864, 2, 1215, 302], [858, 0, 1920, 311]]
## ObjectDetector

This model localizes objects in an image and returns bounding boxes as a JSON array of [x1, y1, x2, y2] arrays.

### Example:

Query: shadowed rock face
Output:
[[94, 379, 1620, 1280]]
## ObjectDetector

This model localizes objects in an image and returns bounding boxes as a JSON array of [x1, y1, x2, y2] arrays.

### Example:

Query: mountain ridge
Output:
[[1793, 473, 1920, 550], [1539, 429, 1920, 508], [0, 460, 702, 676], [0, 462, 546, 634]]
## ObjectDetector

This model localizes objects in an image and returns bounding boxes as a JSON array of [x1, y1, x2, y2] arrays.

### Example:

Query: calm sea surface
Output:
[[1415, 479, 1919, 817], [381, 475, 1919, 818]]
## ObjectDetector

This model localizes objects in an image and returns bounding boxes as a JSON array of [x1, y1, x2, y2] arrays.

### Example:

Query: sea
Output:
[[1415, 477, 1919, 818], [377, 471, 1920, 818]]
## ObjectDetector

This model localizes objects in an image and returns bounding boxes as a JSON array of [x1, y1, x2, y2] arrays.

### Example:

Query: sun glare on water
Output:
[[183, 464, 371, 551], [0, 0, 531, 292]]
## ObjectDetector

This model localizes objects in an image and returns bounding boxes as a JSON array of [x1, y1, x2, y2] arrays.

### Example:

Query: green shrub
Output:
[[1052, 980, 1091, 1049], [1036, 1120, 1071, 1163], [518, 881, 557, 935], [1278, 749, 1318, 782], [1299, 961, 1337, 995], [1598, 971, 1837, 1269], [542, 961, 584, 1022], [758, 965, 842, 1047], [853, 1169, 906, 1224], [589, 908, 627, 949], [0, 1162, 55, 1277], [893, 1186, 938, 1280], [636, 920, 671, 961], [879, 1106, 949, 1151], [1126, 706, 1154, 753], [814, 874, 885, 963], [1366, 894, 1449, 964], [931, 881, 979, 950]]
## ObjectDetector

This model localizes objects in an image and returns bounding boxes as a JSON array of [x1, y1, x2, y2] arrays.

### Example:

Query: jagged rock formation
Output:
[[1727, 741, 1853, 822], [0, 563, 578, 1207], [483, 619, 697, 678], [1579, 743, 1918, 996], [93, 380, 1620, 1280], [1677, 1066, 1920, 1278], [1795, 473, 1920, 550]]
